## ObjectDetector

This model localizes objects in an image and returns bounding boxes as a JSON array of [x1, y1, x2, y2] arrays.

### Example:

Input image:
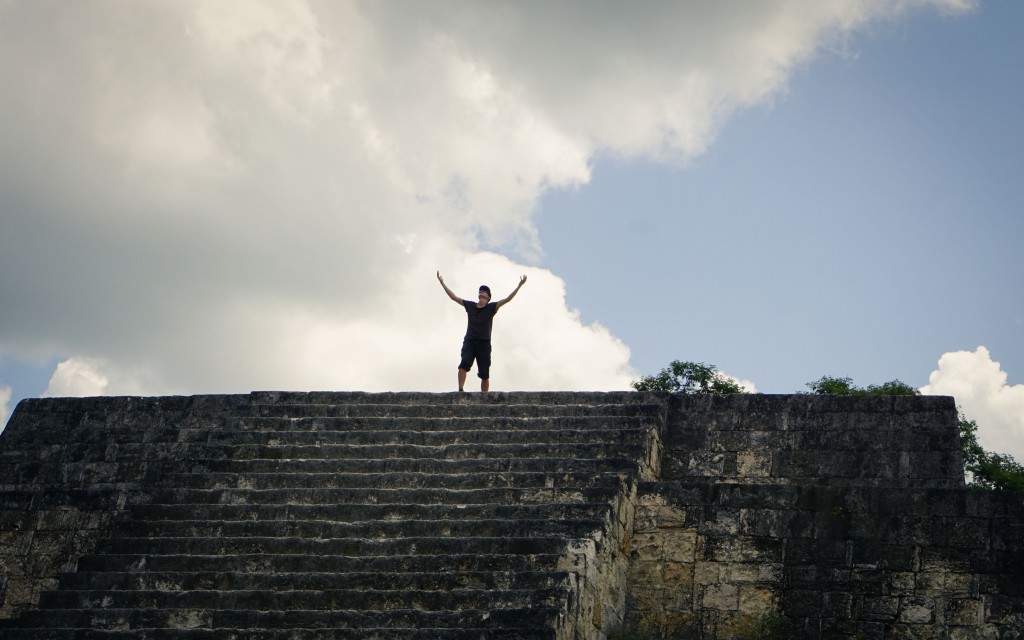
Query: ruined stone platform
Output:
[[0, 392, 1021, 639]]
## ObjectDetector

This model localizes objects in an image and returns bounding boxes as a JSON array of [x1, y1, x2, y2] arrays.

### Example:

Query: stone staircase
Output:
[[0, 392, 664, 639]]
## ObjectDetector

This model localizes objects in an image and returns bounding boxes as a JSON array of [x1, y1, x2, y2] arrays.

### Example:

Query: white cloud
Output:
[[724, 374, 759, 394], [920, 346, 1024, 460], [44, 358, 110, 397], [0, 1, 975, 397], [0, 383, 11, 433]]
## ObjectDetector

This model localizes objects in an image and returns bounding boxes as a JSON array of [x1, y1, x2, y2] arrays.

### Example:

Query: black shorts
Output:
[[458, 339, 492, 379]]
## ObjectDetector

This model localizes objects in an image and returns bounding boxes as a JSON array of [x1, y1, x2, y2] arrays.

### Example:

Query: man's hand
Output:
[[437, 271, 462, 304], [496, 275, 527, 309]]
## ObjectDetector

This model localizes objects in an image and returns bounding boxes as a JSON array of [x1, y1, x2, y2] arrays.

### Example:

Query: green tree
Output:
[[804, 376, 920, 396], [957, 410, 1024, 490], [632, 361, 745, 394]]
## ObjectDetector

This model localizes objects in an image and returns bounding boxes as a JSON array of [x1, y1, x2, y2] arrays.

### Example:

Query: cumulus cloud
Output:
[[0, 384, 11, 433], [44, 359, 109, 398], [0, 1, 973, 396], [920, 346, 1024, 460], [725, 375, 759, 394]]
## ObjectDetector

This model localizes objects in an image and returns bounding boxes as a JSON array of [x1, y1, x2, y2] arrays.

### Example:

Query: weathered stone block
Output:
[[888, 622, 935, 640], [666, 584, 694, 612], [856, 620, 887, 640], [699, 508, 740, 536], [948, 625, 988, 640], [628, 560, 663, 587], [899, 596, 935, 624], [688, 451, 726, 477], [737, 585, 775, 616], [944, 597, 982, 626], [622, 606, 664, 638], [662, 610, 698, 638], [701, 583, 739, 611], [787, 564, 818, 587], [727, 563, 762, 584], [915, 571, 946, 593], [921, 545, 972, 572], [852, 542, 917, 572], [660, 530, 697, 562], [758, 563, 784, 585], [890, 572, 916, 595], [782, 589, 821, 617], [943, 572, 977, 596], [736, 451, 772, 478], [823, 591, 853, 619], [703, 535, 781, 564], [631, 532, 666, 562], [662, 560, 693, 588], [694, 561, 724, 586], [656, 505, 687, 528], [987, 594, 1024, 624], [861, 596, 900, 621], [0, 576, 33, 614], [944, 516, 990, 549]]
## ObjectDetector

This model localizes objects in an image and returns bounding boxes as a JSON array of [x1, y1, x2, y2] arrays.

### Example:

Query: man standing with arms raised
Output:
[[437, 271, 527, 392]]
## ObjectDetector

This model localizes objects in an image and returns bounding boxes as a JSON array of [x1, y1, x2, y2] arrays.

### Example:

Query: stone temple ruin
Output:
[[0, 391, 1021, 638]]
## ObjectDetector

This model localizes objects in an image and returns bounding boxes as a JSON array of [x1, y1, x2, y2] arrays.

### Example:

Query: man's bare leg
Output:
[[458, 368, 468, 391], [481, 378, 489, 393]]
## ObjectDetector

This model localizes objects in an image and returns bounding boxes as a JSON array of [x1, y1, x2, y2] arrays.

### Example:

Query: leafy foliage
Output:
[[958, 410, 1024, 490], [804, 376, 920, 396], [632, 360, 745, 394]]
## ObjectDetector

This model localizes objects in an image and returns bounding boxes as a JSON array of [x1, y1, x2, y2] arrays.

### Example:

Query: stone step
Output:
[[112, 517, 606, 540], [247, 400, 660, 418], [1, 458, 641, 491], [175, 455, 638, 476], [47, 440, 646, 464], [0, 628, 557, 640], [3, 404, 663, 447], [159, 469, 629, 491], [38, 587, 566, 613], [246, 389, 643, 407], [0, 488, 124, 510], [220, 414, 657, 434], [91, 535, 579, 557], [38, 441, 646, 466], [2, 461, 635, 492], [182, 425, 653, 446], [125, 501, 611, 523], [75, 552, 565, 575], [8, 413, 660, 447], [56, 569, 570, 593], [134, 485, 620, 506], [2, 625, 559, 640], [4, 606, 561, 632]]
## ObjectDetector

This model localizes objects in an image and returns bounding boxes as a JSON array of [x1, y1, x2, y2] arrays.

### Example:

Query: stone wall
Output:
[[625, 394, 1024, 639], [0, 394, 247, 617], [1, 392, 1022, 639], [627, 482, 1024, 639], [660, 394, 964, 488]]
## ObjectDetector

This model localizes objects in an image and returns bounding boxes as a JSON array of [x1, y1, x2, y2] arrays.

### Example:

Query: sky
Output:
[[1, 1, 1021, 457]]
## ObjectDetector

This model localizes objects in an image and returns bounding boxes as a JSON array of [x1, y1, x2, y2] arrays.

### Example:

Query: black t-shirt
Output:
[[463, 300, 498, 341]]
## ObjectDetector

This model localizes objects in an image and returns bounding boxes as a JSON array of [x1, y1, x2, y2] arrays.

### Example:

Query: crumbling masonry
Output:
[[0, 392, 1021, 638]]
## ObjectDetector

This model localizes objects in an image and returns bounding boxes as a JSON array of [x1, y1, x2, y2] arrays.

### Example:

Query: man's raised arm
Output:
[[495, 275, 527, 309], [437, 271, 463, 305]]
